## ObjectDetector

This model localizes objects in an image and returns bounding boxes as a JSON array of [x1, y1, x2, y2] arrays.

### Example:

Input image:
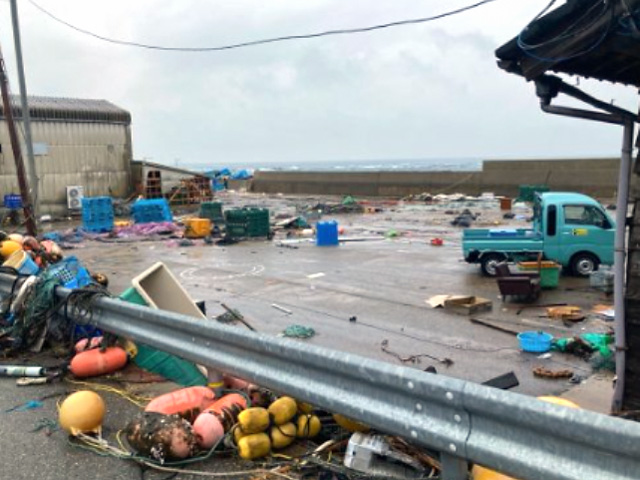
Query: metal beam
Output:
[[2, 274, 639, 480]]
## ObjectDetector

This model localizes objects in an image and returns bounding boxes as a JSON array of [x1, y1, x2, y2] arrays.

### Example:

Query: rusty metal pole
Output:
[[0, 48, 37, 236]]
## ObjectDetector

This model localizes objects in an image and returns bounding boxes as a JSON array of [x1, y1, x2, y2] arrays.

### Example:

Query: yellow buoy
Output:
[[471, 466, 517, 480], [268, 396, 297, 426], [297, 414, 321, 438], [333, 413, 370, 433], [237, 433, 271, 460], [238, 407, 270, 434], [0, 240, 22, 259], [270, 422, 297, 449], [296, 401, 314, 414], [58, 391, 106, 436], [233, 424, 250, 444]]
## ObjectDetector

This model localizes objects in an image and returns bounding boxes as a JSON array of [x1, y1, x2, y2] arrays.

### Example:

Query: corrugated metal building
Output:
[[0, 95, 133, 214]]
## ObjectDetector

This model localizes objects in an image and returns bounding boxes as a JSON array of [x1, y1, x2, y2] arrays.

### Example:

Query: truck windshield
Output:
[[563, 205, 610, 228]]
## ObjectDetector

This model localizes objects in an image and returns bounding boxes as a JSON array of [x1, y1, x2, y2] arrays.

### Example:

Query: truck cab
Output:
[[462, 192, 614, 276]]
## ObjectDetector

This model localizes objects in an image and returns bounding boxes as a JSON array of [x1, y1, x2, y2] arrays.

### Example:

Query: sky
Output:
[[0, 0, 638, 167]]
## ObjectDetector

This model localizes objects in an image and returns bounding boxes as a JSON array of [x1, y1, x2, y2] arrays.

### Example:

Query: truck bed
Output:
[[463, 228, 544, 258]]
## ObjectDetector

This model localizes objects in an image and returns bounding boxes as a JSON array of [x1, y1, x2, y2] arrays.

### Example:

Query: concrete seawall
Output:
[[250, 158, 631, 198]]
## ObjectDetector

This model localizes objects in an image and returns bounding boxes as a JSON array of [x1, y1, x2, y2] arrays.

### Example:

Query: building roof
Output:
[[496, 0, 640, 87], [0, 95, 131, 124], [131, 160, 210, 179]]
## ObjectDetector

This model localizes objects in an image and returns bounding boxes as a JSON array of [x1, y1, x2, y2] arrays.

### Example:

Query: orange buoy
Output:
[[70, 346, 128, 378], [145, 386, 216, 422], [192, 393, 248, 448]]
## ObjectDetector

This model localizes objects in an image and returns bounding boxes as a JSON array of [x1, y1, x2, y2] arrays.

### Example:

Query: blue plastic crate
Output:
[[82, 196, 114, 232], [46, 256, 93, 289], [132, 198, 173, 223], [3, 194, 22, 209]]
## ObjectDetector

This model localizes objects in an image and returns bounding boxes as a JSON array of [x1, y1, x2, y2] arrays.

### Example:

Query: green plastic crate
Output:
[[517, 262, 560, 289], [226, 207, 270, 238], [200, 201, 225, 224], [119, 287, 207, 386]]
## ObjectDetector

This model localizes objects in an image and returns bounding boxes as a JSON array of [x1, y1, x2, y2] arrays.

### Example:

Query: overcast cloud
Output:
[[0, 0, 638, 166]]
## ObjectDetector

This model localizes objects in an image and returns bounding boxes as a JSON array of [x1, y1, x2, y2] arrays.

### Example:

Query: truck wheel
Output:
[[480, 253, 506, 277], [570, 253, 599, 277]]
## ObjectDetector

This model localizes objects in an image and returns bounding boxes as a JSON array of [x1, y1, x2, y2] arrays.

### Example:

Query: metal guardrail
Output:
[[1, 274, 639, 480]]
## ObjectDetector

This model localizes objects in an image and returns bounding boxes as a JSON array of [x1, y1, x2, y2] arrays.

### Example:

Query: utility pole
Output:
[[10, 0, 39, 218], [0, 47, 37, 236]]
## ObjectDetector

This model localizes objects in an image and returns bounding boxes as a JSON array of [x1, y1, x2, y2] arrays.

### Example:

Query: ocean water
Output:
[[179, 157, 483, 173]]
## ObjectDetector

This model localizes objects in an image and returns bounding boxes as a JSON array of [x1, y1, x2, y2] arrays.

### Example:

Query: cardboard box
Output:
[[443, 296, 493, 315]]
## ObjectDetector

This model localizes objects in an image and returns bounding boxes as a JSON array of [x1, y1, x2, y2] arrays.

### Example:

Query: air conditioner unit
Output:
[[66, 185, 84, 210]]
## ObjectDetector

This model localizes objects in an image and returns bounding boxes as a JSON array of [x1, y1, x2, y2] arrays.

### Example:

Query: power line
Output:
[[28, 0, 501, 53], [517, 0, 614, 63]]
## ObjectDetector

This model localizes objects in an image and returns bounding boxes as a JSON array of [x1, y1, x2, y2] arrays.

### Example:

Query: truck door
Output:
[[542, 204, 561, 261], [559, 204, 615, 265]]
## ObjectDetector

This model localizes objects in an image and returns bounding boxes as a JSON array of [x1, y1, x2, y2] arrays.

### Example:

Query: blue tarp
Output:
[[230, 169, 252, 180]]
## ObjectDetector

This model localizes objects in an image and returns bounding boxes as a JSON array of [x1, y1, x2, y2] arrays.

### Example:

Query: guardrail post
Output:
[[440, 453, 468, 480]]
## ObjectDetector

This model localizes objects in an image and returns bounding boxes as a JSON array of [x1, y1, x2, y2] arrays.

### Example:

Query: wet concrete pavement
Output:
[[0, 192, 617, 479]]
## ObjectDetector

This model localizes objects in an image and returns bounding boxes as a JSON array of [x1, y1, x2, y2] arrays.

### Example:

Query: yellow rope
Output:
[[65, 379, 151, 408]]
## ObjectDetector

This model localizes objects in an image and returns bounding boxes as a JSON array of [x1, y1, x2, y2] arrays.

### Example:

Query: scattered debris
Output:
[[219, 304, 256, 331], [282, 325, 315, 339], [427, 294, 492, 314], [5, 399, 43, 413], [516, 303, 567, 315], [547, 306, 584, 322], [470, 318, 519, 336], [450, 209, 477, 227], [344, 432, 428, 479], [272, 303, 293, 315], [552, 333, 613, 360], [380, 339, 453, 367], [444, 296, 493, 315], [307, 272, 326, 279], [125, 412, 198, 462], [592, 304, 615, 320], [482, 371, 520, 390], [533, 366, 574, 379]]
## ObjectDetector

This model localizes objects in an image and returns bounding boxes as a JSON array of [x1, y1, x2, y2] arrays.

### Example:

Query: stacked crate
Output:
[[225, 207, 270, 239], [81, 196, 114, 232], [132, 198, 173, 224], [199, 201, 225, 225]]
